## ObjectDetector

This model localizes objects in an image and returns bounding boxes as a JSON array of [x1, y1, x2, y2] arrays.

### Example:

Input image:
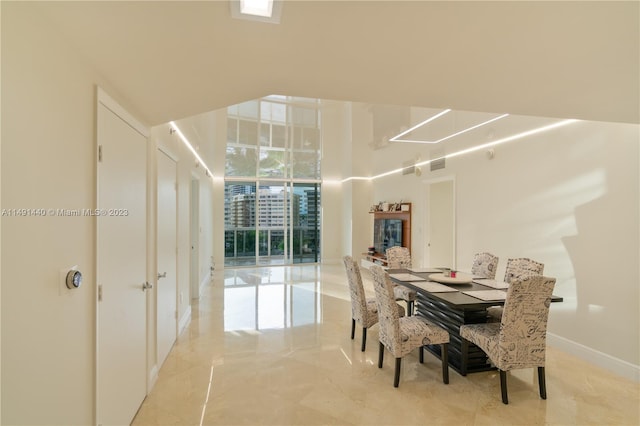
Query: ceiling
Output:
[[29, 1, 638, 128]]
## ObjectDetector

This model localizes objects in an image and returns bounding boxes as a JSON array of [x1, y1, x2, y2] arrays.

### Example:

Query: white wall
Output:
[[199, 177, 214, 285], [1, 4, 146, 424], [320, 102, 348, 263], [367, 117, 639, 376], [153, 122, 214, 330], [166, 111, 217, 293], [1, 4, 218, 423], [348, 104, 376, 259], [0, 3, 3, 420]]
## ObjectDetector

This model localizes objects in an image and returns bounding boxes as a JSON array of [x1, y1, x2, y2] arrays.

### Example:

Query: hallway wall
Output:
[[1, 4, 146, 424], [153, 120, 215, 329], [1, 4, 217, 424]]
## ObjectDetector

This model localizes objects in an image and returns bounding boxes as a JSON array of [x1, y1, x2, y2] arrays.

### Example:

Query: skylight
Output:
[[241, 0, 273, 17], [230, 0, 283, 24]]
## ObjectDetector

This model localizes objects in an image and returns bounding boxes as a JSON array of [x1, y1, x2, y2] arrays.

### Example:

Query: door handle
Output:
[[157, 272, 167, 279], [142, 282, 153, 291]]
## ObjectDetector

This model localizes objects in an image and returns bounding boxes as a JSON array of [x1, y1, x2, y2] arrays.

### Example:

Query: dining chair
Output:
[[487, 257, 544, 321], [503, 257, 545, 283], [460, 274, 556, 404], [470, 252, 499, 279], [370, 265, 450, 388], [343, 256, 405, 352], [384, 246, 417, 315], [385, 246, 412, 269]]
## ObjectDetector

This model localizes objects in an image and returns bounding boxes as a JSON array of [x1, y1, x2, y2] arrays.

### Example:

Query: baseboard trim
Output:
[[148, 364, 159, 393], [548, 333, 639, 382], [199, 274, 210, 297], [178, 305, 191, 336]]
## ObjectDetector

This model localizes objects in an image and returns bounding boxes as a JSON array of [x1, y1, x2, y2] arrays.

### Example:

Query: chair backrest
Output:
[[503, 257, 544, 283], [471, 252, 499, 279], [385, 246, 412, 269], [343, 256, 370, 324], [370, 265, 402, 354], [498, 275, 556, 370]]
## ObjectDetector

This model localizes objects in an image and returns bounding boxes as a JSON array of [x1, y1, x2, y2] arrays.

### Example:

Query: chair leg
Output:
[[460, 339, 469, 376], [378, 342, 384, 368], [394, 358, 402, 388], [538, 367, 547, 400], [361, 328, 367, 352], [351, 319, 355, 340], [441, 343, 449, 384], [419, 345, 424, 363], [407, 301, 414, 316], [500, 370, 509, 404]]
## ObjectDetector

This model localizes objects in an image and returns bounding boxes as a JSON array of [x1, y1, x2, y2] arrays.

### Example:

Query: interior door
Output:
[[427, 179, 455, 268], [157, 149, 177, 367], [190, 178, 200, 299], [96, 99, 147, 425]]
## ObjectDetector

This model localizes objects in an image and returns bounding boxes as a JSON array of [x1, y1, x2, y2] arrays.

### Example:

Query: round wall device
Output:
[[66, 270, 83, 289]]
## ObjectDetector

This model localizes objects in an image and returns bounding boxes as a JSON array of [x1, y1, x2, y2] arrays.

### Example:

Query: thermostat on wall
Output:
[[65, 268, 82, 289]]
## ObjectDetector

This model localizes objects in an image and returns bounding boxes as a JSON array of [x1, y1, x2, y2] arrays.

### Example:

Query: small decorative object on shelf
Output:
[[369, 201, 411, 213], [368, 246, 376, 255]]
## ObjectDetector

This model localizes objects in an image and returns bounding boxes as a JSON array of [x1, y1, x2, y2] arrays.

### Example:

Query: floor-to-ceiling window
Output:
[[225, 96, 321, 266]]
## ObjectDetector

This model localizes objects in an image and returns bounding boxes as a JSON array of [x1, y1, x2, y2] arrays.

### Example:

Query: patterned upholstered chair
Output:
[[385, 246, 412, 269], [471, 252, 499, 279], [343, 256, 405, 352], [486, 257, 544, 321], [460, 275, 556, 404], [503, 257, 545, 283], [385, 246, 418, 316], [370, 265, 450, 388]]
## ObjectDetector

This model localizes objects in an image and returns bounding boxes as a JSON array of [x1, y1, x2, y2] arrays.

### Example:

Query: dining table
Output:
[[387, 268, 564, 375]]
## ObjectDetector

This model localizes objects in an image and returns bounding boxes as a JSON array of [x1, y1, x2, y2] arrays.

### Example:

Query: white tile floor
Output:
[[132, 263, 639, 425]]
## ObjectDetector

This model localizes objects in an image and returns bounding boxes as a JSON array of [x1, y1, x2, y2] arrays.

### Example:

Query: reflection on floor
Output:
[[132, 264, 639, 425]]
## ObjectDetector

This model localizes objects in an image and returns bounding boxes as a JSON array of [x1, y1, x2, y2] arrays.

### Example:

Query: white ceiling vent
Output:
[[402, 159, 415, 175], [430, 158, 446, 171]]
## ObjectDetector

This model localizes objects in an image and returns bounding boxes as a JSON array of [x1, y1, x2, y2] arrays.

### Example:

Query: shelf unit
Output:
[[362, 202, 411, 269]]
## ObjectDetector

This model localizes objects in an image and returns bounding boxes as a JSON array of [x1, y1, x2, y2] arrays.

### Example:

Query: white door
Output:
[[427, 179, 455, 268], [157, 149, 177, 367], [190, 178, 200, 299], [97, 99, 147, 426]]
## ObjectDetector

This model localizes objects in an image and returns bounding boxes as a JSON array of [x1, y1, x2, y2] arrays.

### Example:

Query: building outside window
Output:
[[225, 96, 321, 266]]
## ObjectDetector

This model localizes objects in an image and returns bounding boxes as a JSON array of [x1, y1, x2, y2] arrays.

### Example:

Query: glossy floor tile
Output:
[[133, 264, 639, 425]]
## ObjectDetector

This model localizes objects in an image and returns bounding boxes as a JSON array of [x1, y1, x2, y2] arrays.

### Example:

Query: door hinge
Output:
[[98, 145, 103, 162], [98, 284, 103, 301]]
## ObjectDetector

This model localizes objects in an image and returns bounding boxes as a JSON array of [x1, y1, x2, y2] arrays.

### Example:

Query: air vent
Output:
[[430, 158, 446, 171], [402, 160, 415, 175]]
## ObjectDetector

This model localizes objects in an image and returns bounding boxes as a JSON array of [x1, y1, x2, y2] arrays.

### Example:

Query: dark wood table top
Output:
[[387, 268, 564, 311]]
